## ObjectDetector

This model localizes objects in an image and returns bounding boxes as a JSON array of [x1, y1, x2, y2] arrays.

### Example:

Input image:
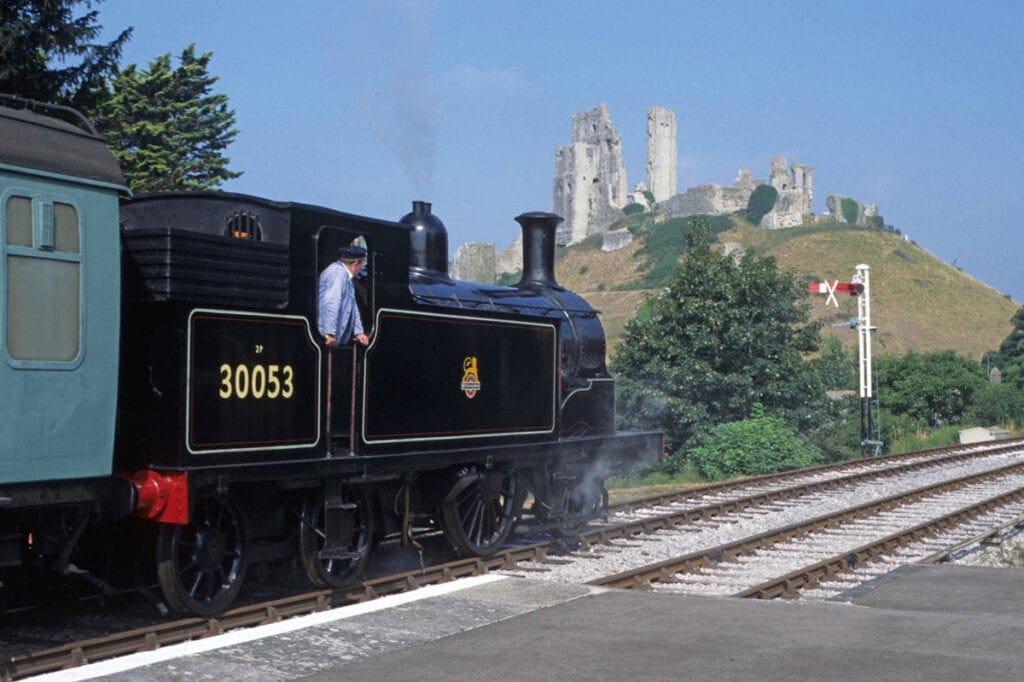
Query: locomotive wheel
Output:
[[440, 466, 523, 557], [299, 486, 373, 588], [532, 469, 606, 537], [156, 492, 247, 616]]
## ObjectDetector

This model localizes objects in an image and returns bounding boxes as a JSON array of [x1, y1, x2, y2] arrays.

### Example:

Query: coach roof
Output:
[[0, 95, 125, 188]]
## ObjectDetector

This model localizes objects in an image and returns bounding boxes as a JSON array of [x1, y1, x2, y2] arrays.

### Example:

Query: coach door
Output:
[[314, 227, 374, 454]]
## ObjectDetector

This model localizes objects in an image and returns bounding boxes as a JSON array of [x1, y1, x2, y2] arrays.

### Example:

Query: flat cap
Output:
[[338, 244, 368, 261]]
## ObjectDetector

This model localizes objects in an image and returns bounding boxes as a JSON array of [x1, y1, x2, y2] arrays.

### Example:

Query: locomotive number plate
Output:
[[186, 309, 321, 454]]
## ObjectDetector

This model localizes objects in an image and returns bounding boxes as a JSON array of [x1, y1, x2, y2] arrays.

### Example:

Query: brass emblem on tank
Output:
[[460, 356, 480, 399]]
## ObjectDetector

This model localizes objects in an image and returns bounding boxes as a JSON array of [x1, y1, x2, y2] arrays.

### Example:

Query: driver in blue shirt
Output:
[[318, 244, 369, 347]]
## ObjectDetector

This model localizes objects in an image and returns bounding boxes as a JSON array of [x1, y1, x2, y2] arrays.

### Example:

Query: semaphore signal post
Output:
[[808, 264, 882, 457]]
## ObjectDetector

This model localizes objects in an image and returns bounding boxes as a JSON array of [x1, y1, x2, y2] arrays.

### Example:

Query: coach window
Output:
[[4, 195, 82, 363]]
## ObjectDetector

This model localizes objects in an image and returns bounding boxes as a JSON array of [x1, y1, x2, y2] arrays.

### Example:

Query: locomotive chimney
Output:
[[400, 200, 449, 277], [514, 211, 563, 289]]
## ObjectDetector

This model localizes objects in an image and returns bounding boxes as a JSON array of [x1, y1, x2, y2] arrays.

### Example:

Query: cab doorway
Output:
[[314, 227, 374, 454]]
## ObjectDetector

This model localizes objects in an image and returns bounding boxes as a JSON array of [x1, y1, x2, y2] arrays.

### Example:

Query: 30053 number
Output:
[[218, 363, 294, 399]]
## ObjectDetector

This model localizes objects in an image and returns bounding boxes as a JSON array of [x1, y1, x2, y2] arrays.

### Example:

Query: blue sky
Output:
[[98, 1, 1024, 303]]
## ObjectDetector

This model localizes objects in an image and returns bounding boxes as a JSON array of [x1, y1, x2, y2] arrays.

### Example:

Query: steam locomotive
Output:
[[0, 95, 661, 615]]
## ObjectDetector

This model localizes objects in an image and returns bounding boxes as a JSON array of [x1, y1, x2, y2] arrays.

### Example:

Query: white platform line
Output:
[[36, 574, 508, 681]]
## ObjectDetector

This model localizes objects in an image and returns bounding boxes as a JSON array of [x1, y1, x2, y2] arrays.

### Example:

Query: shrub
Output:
[[643, 190, 656, 206], [966, 383, 1024, 426], [875, 350, 987, 427], [496, 271, 520, 286], [623, 202, 645, 216], [688, 411, 822, 479], [625, 214, 737, 289], [841, 198, 859, 224], [745, 184, 778, 225], [868, 215, 884, 229]]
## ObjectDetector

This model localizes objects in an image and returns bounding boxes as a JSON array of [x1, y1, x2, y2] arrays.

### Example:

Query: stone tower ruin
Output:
[[646, 106, 677, 203], [552, 104, 628, 246], [761, 155, 815, 228]]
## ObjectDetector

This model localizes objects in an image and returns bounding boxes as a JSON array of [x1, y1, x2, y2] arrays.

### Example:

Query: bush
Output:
[[623, 202, 645, 216], [805, 395, 861, 462], [841, 198, 859, 224], [745, 184, 778, 225], [623, 214, 734, 289], [810, 336, 856, 390], [880, 408, 925, 452], [875, 350, 986, 427], [688, 412, 822, 479], [868, 215, 884, 229], [966, 383, 1024, 426], [643, 190, 656, 206]]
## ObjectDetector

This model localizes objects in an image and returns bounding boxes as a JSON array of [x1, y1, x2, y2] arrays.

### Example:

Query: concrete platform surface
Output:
[[42, 565, 1024, 681]]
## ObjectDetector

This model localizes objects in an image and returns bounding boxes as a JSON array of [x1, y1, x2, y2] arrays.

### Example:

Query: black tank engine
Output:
[[0, 94, 661, 616]]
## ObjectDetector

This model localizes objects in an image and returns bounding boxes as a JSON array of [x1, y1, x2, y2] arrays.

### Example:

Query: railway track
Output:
[[589, 457, 1024, 598], [607, 439, 1024, 516], [5, 439, 1023, 679]]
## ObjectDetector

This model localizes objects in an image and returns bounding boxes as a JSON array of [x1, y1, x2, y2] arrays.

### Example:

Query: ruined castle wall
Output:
[[646, 106, 677, 203], [826, 195, 877, 225], [792, 163, 814, 214], [769, 155, 790, 190], [602, 228, 634, 252], [761, 158, 814, 228], [495, 234, 523, 277], [734, 169, 758, 191], [658, 183, 752, 217], [761, 189, 806, 228], [552, 104, 628, 245], [451, 242, 496, 283], [553, 142, 587, 245]]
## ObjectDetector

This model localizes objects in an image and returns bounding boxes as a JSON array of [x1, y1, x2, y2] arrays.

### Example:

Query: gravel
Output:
[[501, 446, 1024, 595]]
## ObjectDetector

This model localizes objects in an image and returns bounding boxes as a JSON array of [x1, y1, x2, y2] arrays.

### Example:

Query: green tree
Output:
[[745, 184, 778, 225], [875, 350, 986, 427], [811, 336, 856, 390], [0, 0, 131, 115], [982, 306, 1024, 389], [966, 383, 1024, 426], [841, 198, 859, 224], [806, 395, 862, 462], [94, 45, 241, 193], [998, 307, 1024, 360], [611, 218, 822, 467], [689, 407, 822, 479]]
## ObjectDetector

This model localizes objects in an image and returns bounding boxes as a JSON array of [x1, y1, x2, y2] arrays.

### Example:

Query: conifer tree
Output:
[[95, 45, 242, 193], [0, 0, 131, 115]]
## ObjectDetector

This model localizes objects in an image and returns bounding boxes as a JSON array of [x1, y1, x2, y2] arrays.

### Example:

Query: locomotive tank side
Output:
[[398, 205, 615, 439]]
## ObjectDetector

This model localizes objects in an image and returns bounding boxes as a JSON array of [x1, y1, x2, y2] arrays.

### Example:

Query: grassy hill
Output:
[[555, 215, 1019, 359]]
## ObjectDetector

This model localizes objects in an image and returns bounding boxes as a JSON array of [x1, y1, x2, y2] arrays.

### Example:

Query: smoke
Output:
[[355, 1, 441, 190]]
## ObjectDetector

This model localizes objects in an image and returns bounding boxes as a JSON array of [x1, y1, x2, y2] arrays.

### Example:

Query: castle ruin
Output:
[[451, 104, 884, 280], [760, 156, 814, 228], [826, 195, 879, 225], [646, 106, 677, 203], [552, 104, 628, 245], [552, 106, 817, 245], [450, 242, 496, 283]]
